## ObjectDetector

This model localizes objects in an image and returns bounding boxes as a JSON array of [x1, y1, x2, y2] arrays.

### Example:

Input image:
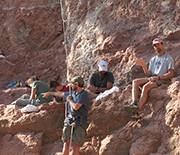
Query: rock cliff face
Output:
[[0, 0, 180, 155]]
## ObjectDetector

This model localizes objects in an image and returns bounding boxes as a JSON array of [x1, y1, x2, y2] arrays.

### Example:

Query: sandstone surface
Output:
[[0, 0, 180, 155]]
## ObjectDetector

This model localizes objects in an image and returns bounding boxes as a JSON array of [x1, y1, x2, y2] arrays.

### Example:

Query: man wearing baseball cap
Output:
[[125, 37, 174, 116], [42, 76, 89, 155], [88, 60, 114, 94]]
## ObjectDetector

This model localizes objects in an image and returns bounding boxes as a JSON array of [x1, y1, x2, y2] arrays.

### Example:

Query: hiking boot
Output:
[[126, 112, 140, 121], [124, 103, 139, 114]]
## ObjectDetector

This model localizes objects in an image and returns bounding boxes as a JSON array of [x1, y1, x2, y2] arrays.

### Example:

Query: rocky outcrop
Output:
[[0, 0, 180, 155], [0, 1, 66, 89]]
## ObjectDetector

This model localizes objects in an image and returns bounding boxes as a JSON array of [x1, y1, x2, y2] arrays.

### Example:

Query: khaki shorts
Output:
[[62, 123, 88, 147], [155, 79, 171, 86], [145, 78, 171, 86]]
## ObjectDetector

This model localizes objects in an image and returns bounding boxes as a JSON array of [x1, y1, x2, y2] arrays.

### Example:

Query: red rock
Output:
[[0, 0, 180, 155]]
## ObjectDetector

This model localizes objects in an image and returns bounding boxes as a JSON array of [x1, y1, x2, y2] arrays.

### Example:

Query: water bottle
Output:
[[5, 81, 20, 89]]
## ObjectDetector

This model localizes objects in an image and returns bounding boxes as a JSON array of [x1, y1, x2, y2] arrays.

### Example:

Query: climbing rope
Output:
[[59, 0, 70, 81], [65, 85, 76, 154], [59, 1, 75, 154]]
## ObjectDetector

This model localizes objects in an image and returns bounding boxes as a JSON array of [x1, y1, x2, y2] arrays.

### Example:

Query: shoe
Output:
[[125, 103, 139, 114], [126, 112, 139, 121]]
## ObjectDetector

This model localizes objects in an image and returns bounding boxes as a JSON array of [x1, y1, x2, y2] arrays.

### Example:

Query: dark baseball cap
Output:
[[69, 76, 84, 87]]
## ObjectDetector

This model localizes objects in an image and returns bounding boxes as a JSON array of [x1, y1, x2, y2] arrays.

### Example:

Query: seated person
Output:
[[125, 38, 174, 114], [11, 75, 52, 106], [87, 60, 114, 94], [48, 80, 71, 103]]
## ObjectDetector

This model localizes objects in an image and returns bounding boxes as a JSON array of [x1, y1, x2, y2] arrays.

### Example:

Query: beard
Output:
[[72, 85, 77, 91], [99, 71, 106, 77], [155, 48, 161, 53]]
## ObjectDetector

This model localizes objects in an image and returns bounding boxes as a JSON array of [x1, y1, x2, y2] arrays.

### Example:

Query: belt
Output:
[[68, 114, 87, 119]]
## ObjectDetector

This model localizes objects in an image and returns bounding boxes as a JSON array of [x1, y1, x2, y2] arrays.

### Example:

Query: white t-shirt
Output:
[[148, 53, 174, 76]]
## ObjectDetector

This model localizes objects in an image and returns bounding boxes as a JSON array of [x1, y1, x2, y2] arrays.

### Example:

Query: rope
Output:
[[66, 84, 76, 154], [59, 1, 75, 154], [59, 0, 70, 81]]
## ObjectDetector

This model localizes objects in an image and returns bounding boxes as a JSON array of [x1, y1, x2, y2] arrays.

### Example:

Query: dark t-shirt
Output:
[[64, 89, 89, 118], [89, 71, 114, 88]]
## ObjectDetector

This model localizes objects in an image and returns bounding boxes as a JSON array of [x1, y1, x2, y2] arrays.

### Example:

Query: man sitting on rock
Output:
[[125, 38, 174, 115], [87, 60, 114, 94]]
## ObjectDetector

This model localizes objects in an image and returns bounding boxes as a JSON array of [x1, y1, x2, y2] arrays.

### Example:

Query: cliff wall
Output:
[[0, 0, 180, 155]]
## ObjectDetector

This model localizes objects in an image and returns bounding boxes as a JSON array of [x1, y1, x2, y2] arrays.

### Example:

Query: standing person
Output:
[[88, 60, 114, 94], [42, 76, 89, 155], [125, 38, 174, 114], [11, 75, 52, 106]]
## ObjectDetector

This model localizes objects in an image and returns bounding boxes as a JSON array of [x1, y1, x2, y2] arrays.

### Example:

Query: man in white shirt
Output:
[[125, 38, 174, 115]]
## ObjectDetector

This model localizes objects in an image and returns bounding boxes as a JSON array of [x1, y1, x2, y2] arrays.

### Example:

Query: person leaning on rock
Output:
[[42, 76, 89, 155], [125, 38, 175, 114], [87, 60, 114, 94], [11, 75, 52, 106]]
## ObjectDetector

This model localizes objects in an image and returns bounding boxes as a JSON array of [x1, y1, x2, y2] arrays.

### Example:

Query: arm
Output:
[[159, 69, 174, 80], [42, 91, 65, 98], [88, 73, 96, 92], [97, 82, 113, 92], [88, 81, 113, 92], [30, 88, 37, 100], [149, 69, 174, 82], [67, 95, 82, 110], [87, 85, 96, 92], [136, 59, 152, 77]]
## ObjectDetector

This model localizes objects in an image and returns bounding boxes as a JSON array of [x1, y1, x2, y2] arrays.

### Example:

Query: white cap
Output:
[[152, 38, 163, 45], [98, 60, 108, 71]]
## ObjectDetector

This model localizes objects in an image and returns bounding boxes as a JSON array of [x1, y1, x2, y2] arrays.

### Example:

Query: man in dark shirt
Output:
[[88, 60, 114, 94], [42, 76, 89, 155]]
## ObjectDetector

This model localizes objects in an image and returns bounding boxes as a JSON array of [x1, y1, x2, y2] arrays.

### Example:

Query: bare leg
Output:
[[132, 78, 148, 102], [62, 139, 70, 155], [138, 81, 157, 110], [72, 142, 80, 155]]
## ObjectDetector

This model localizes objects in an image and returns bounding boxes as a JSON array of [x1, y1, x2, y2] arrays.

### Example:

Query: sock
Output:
[[133, 101, 137, 106]]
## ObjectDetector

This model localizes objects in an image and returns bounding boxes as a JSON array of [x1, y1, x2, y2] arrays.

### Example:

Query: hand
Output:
[[135, 58, 146, 67], [67, 95, 72, 102], [41, 92, 49, 98], [87, 85, 96, 91], [148, 76, 158, 82]]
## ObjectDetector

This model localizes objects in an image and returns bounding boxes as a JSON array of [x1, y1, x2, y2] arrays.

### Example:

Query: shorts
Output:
[[155, 79, 171, 86], [144, 78, 171, 86], [62, 123, 88, 147]]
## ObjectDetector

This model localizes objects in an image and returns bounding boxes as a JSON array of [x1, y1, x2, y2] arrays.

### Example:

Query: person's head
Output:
[[152, 38, 164, 54], [49, 80, 63, 92], [98, 60, 108, 77], [27, 75, 39, 87], [69, 76, 84, 91]]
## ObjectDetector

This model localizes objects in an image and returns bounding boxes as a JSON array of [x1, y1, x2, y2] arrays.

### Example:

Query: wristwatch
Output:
[[96, 87, 99, 91]]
